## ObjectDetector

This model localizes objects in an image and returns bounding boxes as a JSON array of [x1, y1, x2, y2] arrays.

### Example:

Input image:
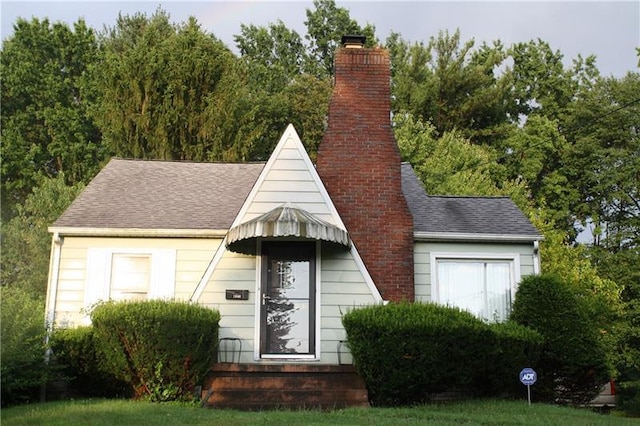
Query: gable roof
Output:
[[52, 158, 264, 234], [401, 163, 541, 241]]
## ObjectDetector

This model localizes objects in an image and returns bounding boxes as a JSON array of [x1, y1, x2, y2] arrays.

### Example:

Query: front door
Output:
[[260, 242, 316, 357]]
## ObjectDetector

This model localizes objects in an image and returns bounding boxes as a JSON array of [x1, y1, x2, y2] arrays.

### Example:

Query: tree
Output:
[[530, 209, 623, 328], [564, 72, 640, 251], [393, 112, 529, 208], [562, 71, 640, 413], [502, 115, 578, 231], [237, 74, 331, 161], [233, 14, 336, 160], [387, 30, 514, 146], [508, 39, 587, 121], [1, 18, 103, 220], [305, 0, 377, 77], [91, 10, 246, 161], [1, 175, 84, 296], [234, 20, 309, 91]]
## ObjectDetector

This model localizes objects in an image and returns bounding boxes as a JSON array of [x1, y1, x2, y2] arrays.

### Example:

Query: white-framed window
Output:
[[110, 253, 151, 300], [431, 253, 520, 322], [84, 248, 176, 318]]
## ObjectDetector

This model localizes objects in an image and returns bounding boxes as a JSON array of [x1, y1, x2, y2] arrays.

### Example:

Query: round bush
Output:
[[510, 274, 611, 405], [483, 321, 543, 397], [91, 300, 220, 401]]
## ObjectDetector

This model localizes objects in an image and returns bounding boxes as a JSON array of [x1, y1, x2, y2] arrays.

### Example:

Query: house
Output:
[[46, 37, 541, 408]]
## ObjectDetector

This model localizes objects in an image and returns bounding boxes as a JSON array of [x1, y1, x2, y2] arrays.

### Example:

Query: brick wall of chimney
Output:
[[316, 47, 415, 302]]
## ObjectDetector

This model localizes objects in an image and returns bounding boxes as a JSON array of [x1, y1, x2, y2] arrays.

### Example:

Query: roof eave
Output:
[[48, 227, 228, 238], [414, 231, 543, 243]]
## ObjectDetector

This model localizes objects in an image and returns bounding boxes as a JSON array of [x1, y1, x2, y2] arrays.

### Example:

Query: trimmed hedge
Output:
[[510, 274, 611, 405], [343, 302, 491, 406], [49, 326, 130, 398], [483, 321, 543, 397], [91, 300, 220, 401], [342, 302, 542, 406]]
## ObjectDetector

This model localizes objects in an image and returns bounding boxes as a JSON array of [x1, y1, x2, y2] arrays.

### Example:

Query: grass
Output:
[[2, 399, 636, 425]]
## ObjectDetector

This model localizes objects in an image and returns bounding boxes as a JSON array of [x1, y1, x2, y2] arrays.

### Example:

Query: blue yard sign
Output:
[[520, 368, 537, 386], [519, 368, 537, 405]]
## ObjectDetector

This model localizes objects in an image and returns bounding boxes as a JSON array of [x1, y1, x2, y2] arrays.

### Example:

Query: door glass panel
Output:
[[262, 243, 314, 355]]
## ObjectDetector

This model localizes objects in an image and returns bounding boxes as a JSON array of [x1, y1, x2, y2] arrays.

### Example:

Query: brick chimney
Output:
[[316, 36, 415, 302]]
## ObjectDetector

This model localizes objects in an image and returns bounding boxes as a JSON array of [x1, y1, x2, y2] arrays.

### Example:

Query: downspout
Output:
[[44, 232, 63, 352], [41, 232, 62, 402], [533, 240, 541, 275]]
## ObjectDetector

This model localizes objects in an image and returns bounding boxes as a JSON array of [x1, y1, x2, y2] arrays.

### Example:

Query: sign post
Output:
[[519, 368, 537, 406]]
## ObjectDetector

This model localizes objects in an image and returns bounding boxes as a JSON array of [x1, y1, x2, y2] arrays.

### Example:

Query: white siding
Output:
[[198, 251, 257, 362], [238, 135, 336, 225], [52, 237, 220, 327], [320, 248, 377, 364]]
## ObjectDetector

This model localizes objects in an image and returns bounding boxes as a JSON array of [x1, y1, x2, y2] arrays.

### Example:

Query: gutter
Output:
[[48, 227, 228, 239], [414, 232, 544, 243]]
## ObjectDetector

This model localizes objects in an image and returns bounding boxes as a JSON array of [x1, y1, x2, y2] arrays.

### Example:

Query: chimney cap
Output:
[[341, 34, 366, 48]]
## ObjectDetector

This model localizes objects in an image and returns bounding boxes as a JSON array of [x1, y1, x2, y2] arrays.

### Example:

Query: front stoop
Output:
[[201, 364, 369, 410]]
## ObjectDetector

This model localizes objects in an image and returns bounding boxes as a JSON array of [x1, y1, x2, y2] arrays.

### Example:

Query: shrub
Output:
[[617, 378, 640, 417], [49, 326, 130, 398], [615, 300, 640, 417], [482, 321, 543, 397], [91, 300, 220, 402], [510, 274, 611, 405], [0, 286, 48, 406], [342, 302, 494, 406]]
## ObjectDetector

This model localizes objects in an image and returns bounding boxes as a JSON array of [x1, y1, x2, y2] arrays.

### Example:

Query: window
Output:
[[432, 254, 520, 322], [84, 248, 176, 320], [110, 254, 151, 300]]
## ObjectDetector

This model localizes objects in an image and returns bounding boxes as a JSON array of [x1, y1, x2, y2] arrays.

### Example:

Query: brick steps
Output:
[[201, 364, 369, 410]]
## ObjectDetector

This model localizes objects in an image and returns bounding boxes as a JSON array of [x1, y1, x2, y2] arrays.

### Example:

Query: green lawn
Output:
[[2, 399, 635, 425]]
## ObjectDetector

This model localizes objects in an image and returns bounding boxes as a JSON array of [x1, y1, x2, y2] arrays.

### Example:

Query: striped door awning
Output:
[[226, 205, 350, 255]]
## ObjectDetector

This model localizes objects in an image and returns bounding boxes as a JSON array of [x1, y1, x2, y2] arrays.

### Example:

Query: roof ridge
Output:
[[109, 157, 266, 166], [426, 194, 511, 200]]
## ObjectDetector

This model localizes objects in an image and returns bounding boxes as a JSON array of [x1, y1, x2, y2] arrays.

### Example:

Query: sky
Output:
[[1, 1, 638, 77]]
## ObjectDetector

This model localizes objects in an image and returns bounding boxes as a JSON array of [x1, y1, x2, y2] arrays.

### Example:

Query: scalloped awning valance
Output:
[[226, 205, 350, 255]]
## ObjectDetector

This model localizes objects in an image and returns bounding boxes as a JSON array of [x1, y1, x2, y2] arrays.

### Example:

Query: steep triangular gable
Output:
[[190, 124, 382, 302]]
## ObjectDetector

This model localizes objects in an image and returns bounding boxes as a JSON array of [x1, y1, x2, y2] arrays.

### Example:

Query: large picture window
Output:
[[432, 254, 520, 322]]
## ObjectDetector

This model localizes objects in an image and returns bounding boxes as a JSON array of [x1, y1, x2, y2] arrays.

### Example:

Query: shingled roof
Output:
[[52, 158, 264, 232], [52, 158, 540, 241], [401, 163, 541, 240]]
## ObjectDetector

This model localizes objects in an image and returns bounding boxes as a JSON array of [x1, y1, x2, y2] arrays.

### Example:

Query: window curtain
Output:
[[437, 261, 511, 322]]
